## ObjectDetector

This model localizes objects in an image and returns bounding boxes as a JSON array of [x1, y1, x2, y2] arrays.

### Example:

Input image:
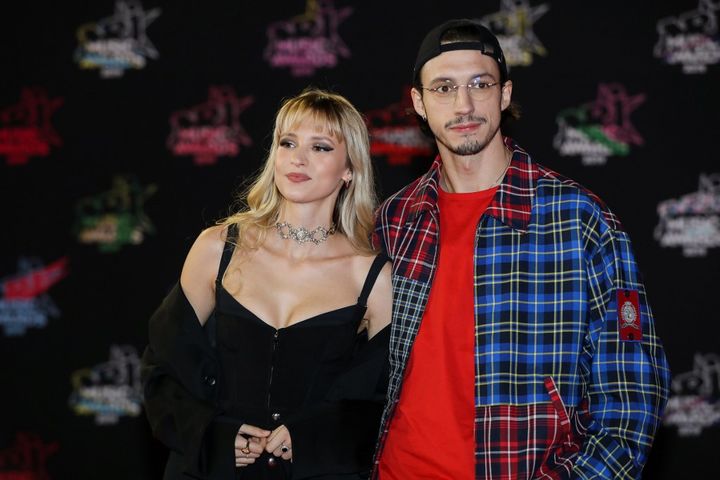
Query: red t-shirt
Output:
[[378, 185, 497, 480]]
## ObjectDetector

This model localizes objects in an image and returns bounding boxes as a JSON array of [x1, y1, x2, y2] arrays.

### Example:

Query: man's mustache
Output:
[[444, 116, 487, 129]]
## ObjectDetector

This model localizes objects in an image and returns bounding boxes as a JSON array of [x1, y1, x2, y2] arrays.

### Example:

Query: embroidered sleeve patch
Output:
[[617, 289, 642, 342]]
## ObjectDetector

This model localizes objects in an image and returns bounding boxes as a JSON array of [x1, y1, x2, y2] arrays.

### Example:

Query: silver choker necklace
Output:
[[275, 222, 336, 245]]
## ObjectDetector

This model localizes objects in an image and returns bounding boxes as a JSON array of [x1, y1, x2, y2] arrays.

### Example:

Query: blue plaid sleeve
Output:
[[574, 223, 671, 479]]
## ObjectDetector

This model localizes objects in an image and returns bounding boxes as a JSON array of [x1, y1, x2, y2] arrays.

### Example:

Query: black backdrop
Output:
[[2, 1, 719, 478]]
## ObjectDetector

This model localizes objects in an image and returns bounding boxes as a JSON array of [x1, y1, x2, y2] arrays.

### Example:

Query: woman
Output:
[[141, 89, 392, 479]]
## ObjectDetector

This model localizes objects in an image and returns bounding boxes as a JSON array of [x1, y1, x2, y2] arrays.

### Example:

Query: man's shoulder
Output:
[[534, 162, 622, 232], [377, 175, 428, 219]]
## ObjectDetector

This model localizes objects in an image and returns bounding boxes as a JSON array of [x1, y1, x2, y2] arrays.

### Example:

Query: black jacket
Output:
[[141, 283, 389, 479]]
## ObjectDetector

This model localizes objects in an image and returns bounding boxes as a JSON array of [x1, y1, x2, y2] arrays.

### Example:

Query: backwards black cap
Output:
[[413, 19, 508, 84]]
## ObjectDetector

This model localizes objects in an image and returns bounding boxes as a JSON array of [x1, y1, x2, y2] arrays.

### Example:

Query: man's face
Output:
[[411, 50, 512, 157]]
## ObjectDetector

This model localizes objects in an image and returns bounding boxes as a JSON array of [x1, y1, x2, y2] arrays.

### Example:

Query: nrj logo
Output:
[[68, 345, 143, 425], [654, 0, 720, 74], [75, 175, 157, 252], [0, 88, 63, 166], [482, 0, 549, 67], [366, 90, 434, 166], [654, 173, 720, 257], [664, 353, 720, 437], [74, 0, 161, 78], [167, 86, 253, 165], [0, 257, 68, 337], [0, 432, 59, 480], [265, 0, 352, 77], [553, 83, 645, 166]]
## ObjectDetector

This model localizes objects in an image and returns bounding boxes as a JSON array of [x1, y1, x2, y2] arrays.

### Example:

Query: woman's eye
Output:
[[313, 144, 334, 152], [279, 140, 295, 148]]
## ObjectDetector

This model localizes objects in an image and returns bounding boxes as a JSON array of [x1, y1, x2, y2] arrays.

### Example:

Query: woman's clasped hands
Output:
[[235, 424, 293, 467]]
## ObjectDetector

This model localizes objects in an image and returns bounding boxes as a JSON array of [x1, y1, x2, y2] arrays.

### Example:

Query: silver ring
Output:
[[281, 444, 290, 453]]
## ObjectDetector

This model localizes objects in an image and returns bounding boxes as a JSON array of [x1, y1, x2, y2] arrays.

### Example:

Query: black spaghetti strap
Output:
[[357, 253, 389, 307], [216, 223, 238, 284]]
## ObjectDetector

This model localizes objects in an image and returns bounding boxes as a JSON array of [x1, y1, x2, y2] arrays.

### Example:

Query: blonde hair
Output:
[[221, 88, 378, 255]]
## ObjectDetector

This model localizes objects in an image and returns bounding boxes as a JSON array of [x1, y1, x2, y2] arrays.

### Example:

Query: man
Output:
[[372, 19, 670, 479]]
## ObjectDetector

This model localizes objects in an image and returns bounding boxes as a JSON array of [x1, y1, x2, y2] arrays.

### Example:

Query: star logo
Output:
[[0, 88, 64, 166], [75, 176, 157, 252], [168, 86, 254, 165], [265, 0, 353, 76], [0, 257, 67, 336], [591, 83, 646, 147], [483, 0, 550, 67], [69, 345, 143, 424], [0, 433, 59, 477], [654, 0, 720, 73], [554, 83, 645, 166], [365, 89, 434, 166], [75, 0, 161, 78], [655, 173, 720, 257]]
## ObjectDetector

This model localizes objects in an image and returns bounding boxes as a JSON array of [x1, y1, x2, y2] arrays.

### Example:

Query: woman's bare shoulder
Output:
[[350, 252, 390, 291], [200, 224, 229, 245], [355, 253, 392, 337], [187, 225, 227, 266], [180, 224, 229, 325]]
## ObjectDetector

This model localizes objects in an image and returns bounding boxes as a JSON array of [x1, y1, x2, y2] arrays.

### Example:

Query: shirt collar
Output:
[[406, 137, 537, 233]]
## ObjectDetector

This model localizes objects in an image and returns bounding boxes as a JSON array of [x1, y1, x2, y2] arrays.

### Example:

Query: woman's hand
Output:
[[235, 424, 270, 467], [266, 424, 293, 461]]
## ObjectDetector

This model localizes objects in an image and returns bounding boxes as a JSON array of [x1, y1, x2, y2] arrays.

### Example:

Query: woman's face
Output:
[[274, 116, 351, 207]]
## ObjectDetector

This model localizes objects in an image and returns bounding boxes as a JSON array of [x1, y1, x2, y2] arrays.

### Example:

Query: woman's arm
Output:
[[142, 225, 269, 477], [141, 279, 244, 478], [365, 261, 392, 339], [180, 225, 226, 326]]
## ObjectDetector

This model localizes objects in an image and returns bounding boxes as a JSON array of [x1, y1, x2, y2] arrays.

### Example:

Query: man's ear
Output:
[[500, 80, 513, 111], [411, 87, 426, 119]]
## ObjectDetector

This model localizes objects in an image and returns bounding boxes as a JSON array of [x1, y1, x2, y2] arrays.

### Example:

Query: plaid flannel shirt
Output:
[[372, 138, 670, 479]]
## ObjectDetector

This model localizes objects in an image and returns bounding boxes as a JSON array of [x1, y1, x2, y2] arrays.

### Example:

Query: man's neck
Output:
[[438, 137, 510, 193]]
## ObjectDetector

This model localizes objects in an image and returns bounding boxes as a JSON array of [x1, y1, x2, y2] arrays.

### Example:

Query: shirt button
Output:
[[271, 412, 281, 422], [267, 457, 277, 468]]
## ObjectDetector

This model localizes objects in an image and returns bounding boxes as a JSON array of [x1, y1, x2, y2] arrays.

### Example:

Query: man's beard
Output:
[[448, 139, 485, 156], [439, 115, 492, 156]]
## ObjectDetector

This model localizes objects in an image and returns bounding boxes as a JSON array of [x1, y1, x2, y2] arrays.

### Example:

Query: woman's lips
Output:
[[286, 173, 311, 182]]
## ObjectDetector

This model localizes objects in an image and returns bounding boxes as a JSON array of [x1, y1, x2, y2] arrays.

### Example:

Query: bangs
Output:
[[275, 95, 346, 143]]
